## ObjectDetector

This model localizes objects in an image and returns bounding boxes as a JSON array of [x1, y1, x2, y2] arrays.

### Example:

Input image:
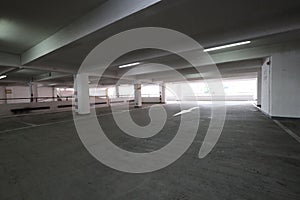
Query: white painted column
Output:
[[257, 68, 262, 106], [29, 82, 38, 102], [261, 58, 271, 115], [270, 49, 300, 117], [115, 84, 120, 98], [134, 82, 142, 108], [105, 88, 110, 106], [159, 83, 166, 103], [75, 73, 90, 114], [51, 86, 56, 101], [73, 75, 78, 111]]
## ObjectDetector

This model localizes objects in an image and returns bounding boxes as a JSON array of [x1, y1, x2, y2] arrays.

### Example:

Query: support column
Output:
[[73, 75, 78, 110], [257, 68, 262, 107], [29, 82, 38, 102], [105, 88, 110, 106], [159, 83, 166, 103], [115, 84, 120, 98], [51, 86, 56, 101], [134, 82, 142, 108], [75, 73, 90, 114], [261, 58, 271, 115]]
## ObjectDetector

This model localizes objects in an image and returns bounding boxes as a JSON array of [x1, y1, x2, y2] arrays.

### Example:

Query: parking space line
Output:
[[0, 106, 153, 134]]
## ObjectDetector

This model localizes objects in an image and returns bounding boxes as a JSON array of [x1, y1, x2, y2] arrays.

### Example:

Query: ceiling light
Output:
[[118, 62, 140, 69], [0, 75, 7, 80], [203, 41, 251, 52]]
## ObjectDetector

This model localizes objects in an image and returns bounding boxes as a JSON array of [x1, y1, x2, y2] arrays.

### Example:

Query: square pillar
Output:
[[29, 82, 38, 102], [75, 73, 90, 114], [134, 83, 142, 108], [115, 84, 120, 98], [257, 68, 262, 107], [159, 82, 166, 103]]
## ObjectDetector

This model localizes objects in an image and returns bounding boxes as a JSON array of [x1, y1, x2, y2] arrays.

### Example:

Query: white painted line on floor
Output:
[[0, 126, 38, 134], [18, 121, 37, 126], [0, 106, 153, 134], [173, 107, 199, 117], [273, 120, 300, 143]]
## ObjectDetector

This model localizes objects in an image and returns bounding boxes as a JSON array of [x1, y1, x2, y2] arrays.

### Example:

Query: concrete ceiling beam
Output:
[[33, 72, 71, 82], [0, 51, 20, 67], [21, 0, 161, 65]]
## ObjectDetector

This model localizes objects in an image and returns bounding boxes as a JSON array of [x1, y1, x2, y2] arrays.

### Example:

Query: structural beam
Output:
[[0, 52, 20, 67], [33, 72, 71, 82], [117, 40, 300, 78], [21, 0, 161, 65]]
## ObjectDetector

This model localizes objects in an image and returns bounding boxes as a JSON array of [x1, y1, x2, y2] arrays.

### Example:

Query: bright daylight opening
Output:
[[165, 78, 257, 102]]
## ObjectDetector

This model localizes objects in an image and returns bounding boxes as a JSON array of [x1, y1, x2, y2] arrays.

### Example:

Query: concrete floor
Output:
[[0, 102, 299, 200], [276, 118, 300, 138]]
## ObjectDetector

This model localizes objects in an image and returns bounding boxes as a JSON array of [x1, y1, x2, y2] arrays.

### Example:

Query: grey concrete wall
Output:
[[0, 101, 74, 116]]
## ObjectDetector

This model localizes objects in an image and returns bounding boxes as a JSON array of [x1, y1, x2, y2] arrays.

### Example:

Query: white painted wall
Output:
[[141, 84, 159, 97], [142, 97, 160, 103], [56, 88, 73, 97], [38, 87, 54, 97], [166, 80, 257, 101], [2, 86, 56, 104], [0, 86, 6, 104], [270, 49, 300, 117], [90, 88, 106, 97], [6, 86, 30, 103], [119, 85, 134, 97]]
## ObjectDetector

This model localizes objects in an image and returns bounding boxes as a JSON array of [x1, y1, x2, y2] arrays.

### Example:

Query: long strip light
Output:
[[0, 75, 7, 80], [203, 41, 251, 52], [118, 62, 140, 68]]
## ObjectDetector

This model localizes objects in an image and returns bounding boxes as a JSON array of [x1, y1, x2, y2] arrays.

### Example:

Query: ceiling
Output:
[[0, 0, 108, 53], [0, 0, 300, 87], [26, 0, 300, 70]]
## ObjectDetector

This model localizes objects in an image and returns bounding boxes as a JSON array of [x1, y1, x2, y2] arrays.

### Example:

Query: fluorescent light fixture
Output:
[[203, 41, 251, 52], [118, 62, 140, 68], [0, 75, 7, 80]]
